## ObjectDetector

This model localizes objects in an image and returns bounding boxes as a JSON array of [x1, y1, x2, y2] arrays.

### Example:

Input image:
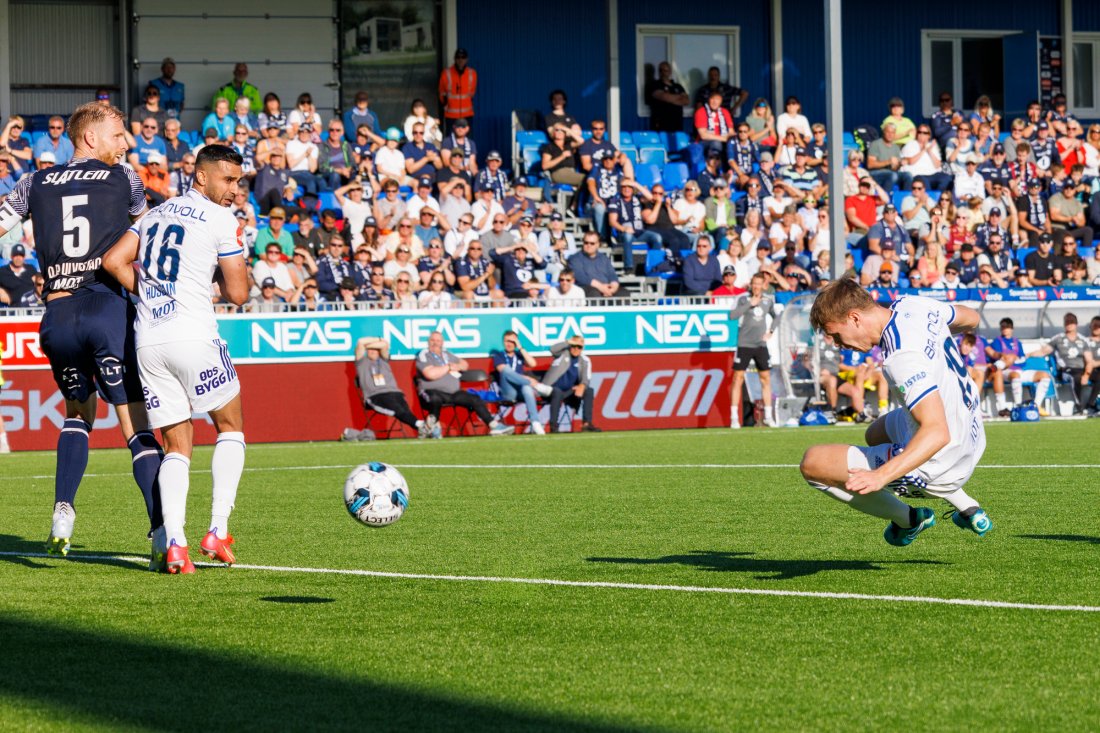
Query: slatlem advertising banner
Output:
[[0, 307, 738, 449]]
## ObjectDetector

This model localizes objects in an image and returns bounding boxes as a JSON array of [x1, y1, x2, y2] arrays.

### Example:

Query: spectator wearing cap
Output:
[[254, 207, 295, 257], [1030, 121, 1061, 176], [286, 122, 321, 195], [319, 119, 356, 190], [212, 62, 261, 113], [404, 177, 441, 224], [756, 151, 778, 197], [197, 127, 222, 154], [344, 91, 381, 145], [568, 232, 621, 298], [139, 153, 170, 206], [1049, 183, 1094, 248], [439, 49, 477, 133], [745, 98, 777, 147], [694, 89, 735, 157], [900, 124, 950, 191], [454, 240, 504, 305], [0, 244, 38, 304], [713, 265, 747, 300], [252, 242, 298, 299], [383, 244, 420, 290], [866, 123, 909, 192], [341, 272, 378, 308], [127, 115, 168, 167], [976, 232, 1015, 279], [354, 337, 427, 437], [437, 146, 474, 204], [250, 277, 286, 312], [537, 211, 576, 281], [932, 261, 963, 290], [375, 128, 408, 184], [948, 243, 980, 285], [881, 97, 916, 145], [149, 57, 185, 117], [475, 151, 508, 201], [1025, 233, 1059, 285], [974, 207, 1008, 250], [586, 152, 624, 240], [578, 120, 633, 178], [727, 123, 760, 190], [1016, 179, 1053, 246], [866, 204, 913, 260], [953, 158, 986, 202], [541, 337, 600, 433], [130, 86, 169, 138], [540, 125, 586, 188], [440, 117, 478, 174], [696, 148, 727, 196], [491, 239, 548, 302], [607, 178, 662, 273], [978, 143, 1012, 195], [703, 177, 737, 249], [471, 186, 505, 235], [981, 179, 1019, 244], [351, 125, 377, 167], [32, 116, 74, 166], [870, 259, 898, 287], [403, 121, 442, 184], [681, 235, 722, 295], [334, 180, 373, 246], [36, 151, 57, 170], [777, 146, 824, 200]]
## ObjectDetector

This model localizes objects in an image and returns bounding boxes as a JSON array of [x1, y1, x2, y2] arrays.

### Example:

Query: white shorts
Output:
[[137, 339, 240, 429], [851, 408, 967, 499]]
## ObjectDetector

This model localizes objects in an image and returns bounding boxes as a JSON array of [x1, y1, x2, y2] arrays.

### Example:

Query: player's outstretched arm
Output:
[[103, 231, 141, 294], [949, 304, 980, 334], [846, 392, 950, 494], [217, 254, 250, 306]]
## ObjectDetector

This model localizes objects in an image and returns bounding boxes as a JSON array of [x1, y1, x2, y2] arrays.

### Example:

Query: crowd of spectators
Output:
[[4, 54, 1100, 311]]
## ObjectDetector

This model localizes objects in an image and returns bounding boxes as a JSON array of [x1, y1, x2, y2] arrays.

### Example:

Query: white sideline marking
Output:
[[1, 550, 1097, 614], [2, 463, 1100, 482]]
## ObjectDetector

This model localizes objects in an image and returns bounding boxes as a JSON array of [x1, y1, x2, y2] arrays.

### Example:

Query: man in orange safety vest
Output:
[[439, 48, 477, 134]]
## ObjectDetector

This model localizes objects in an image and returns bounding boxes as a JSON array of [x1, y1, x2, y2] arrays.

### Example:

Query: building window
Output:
[[1073, 36, 1100, 115], [636, 25, 740, 118], [921, 31, 1007, 117]]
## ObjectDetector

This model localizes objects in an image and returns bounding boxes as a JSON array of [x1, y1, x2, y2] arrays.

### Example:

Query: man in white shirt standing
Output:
[[104, 144, 250, 574]]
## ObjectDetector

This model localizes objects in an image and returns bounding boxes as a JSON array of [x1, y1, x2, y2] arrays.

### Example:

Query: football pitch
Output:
[[1, 422, 1098, 732]]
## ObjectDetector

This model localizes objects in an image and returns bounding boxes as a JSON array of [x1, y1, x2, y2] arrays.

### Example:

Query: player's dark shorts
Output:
[[734, 345, 770, 372], [39, 289, 143, 405]]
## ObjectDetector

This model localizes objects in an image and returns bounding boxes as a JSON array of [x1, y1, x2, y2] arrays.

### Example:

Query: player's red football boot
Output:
[[200, 531, 236, 565], [166, 541, 195, 575]]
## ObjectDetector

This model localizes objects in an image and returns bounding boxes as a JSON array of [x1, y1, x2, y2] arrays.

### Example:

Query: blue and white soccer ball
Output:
[[344, 462, 410, 528]]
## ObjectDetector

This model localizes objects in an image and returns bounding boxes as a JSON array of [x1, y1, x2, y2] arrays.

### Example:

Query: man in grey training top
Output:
[[1026, 313, 1095, 415], [728, 272, 776, 428], [355, 337, 428, 438]]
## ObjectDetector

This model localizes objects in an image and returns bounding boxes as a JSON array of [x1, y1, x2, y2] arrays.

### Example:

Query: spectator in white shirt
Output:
[[374, 128, 408, 184], [546, 267, 586, 307], [776, 96, 811, 145], [334, 180, 372, 246], [673, 181, 706, 243], [953, 158, 986, 202]]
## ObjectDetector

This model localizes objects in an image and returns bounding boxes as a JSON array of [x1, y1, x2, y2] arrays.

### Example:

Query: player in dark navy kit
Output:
[[0, 102, 163, 556]]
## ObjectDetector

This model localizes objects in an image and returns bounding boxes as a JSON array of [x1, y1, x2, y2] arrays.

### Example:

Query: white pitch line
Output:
[[1, 550, 1097, 614], [1, 463, 1099, 482]]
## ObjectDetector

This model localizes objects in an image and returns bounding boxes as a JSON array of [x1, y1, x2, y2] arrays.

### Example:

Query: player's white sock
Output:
[[995, 392, 1007, 410], [415, 419, 424, 430], [940, 488, 979, 514], [807, 481, 912, 527], [1035, 377, 1051, 406], [159, 453, 191, 548], [210, 432, 245, 539], [1010, 378, 1023, 404]]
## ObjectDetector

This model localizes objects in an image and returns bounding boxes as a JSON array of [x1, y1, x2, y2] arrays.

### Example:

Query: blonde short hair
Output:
[[67, 102, 125, 148]]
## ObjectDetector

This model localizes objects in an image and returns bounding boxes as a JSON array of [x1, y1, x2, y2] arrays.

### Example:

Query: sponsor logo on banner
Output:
[[589, 368, 725, 420], [250, 319, 353, 354], [635, 312, 730, 346], [0, 321, 48, 367], [383, 316, 481, 350], [510, 315, 607, 347], [1008, 288, 1043, 301]]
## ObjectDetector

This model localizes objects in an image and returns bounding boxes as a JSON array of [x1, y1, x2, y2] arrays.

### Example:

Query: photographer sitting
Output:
[[540, 336, 601, 433]]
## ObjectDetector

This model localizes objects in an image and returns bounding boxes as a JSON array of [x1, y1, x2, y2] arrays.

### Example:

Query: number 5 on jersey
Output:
[[142, 222, 185, 282]]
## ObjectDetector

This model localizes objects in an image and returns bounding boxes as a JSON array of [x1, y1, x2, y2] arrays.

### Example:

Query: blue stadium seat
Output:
[[399, 185, 413, 200], [658, 131, 670, 152], [517, 130, 548, 148], [999, 132, 1011, 143], [618, 131, 633, 147], [1016, 246, 1036, 269], [621, 147, 638, 166], [662, 162, 689, 191], [669, 131, 691, 155], [892, 190, 909, 212], [30, 131, 47, 146], [729, 190, 746, 203], [842, 131, 856, 147], [638, 146, 667, 166], [582, 131, 592, 141], [633, 131, 661, 147], [318, 192, 338, 213], [1080, 246, 1095, 259], [634, 163, 662, 189], [522, 147, 542, 174], [645, 248, 679, 279]]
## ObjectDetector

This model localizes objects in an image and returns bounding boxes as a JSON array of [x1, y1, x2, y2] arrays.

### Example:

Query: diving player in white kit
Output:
[[800, 278, 992, 546], [104, 144, 250, 573]]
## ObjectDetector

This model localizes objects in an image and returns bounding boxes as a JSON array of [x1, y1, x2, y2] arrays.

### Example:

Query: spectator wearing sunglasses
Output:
[[32, 116, 74, 166]]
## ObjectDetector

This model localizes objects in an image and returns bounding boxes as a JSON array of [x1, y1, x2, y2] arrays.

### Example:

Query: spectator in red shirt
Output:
[[712, 266, 747, 300], [844, 177, 878, 245], [694, 90, 734, 158]]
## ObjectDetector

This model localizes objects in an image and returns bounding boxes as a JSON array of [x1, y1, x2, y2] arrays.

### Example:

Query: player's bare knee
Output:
[[799, 446, 824, 480]]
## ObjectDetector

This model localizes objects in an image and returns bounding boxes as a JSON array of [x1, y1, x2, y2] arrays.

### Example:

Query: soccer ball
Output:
[[344, 462, 410, 528]]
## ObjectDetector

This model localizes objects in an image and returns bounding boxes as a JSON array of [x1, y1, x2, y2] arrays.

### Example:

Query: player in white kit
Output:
[[799, 278, 992, 546], [104, 145, 250, 573]]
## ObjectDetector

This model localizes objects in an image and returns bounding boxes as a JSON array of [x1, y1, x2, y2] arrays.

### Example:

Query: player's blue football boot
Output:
[[950, 508, 992, 537], [45, 501, 75, 556], [883, 507, 936, 547]]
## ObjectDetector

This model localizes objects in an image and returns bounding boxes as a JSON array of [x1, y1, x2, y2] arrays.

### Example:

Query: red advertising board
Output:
[[0, 353, 734, 451]]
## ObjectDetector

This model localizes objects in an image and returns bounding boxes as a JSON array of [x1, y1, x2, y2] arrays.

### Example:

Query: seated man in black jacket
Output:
[[539, 336, 601, 433]]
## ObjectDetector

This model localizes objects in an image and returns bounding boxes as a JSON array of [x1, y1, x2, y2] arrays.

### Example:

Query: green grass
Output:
[[2, 422, 1099, 731]]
